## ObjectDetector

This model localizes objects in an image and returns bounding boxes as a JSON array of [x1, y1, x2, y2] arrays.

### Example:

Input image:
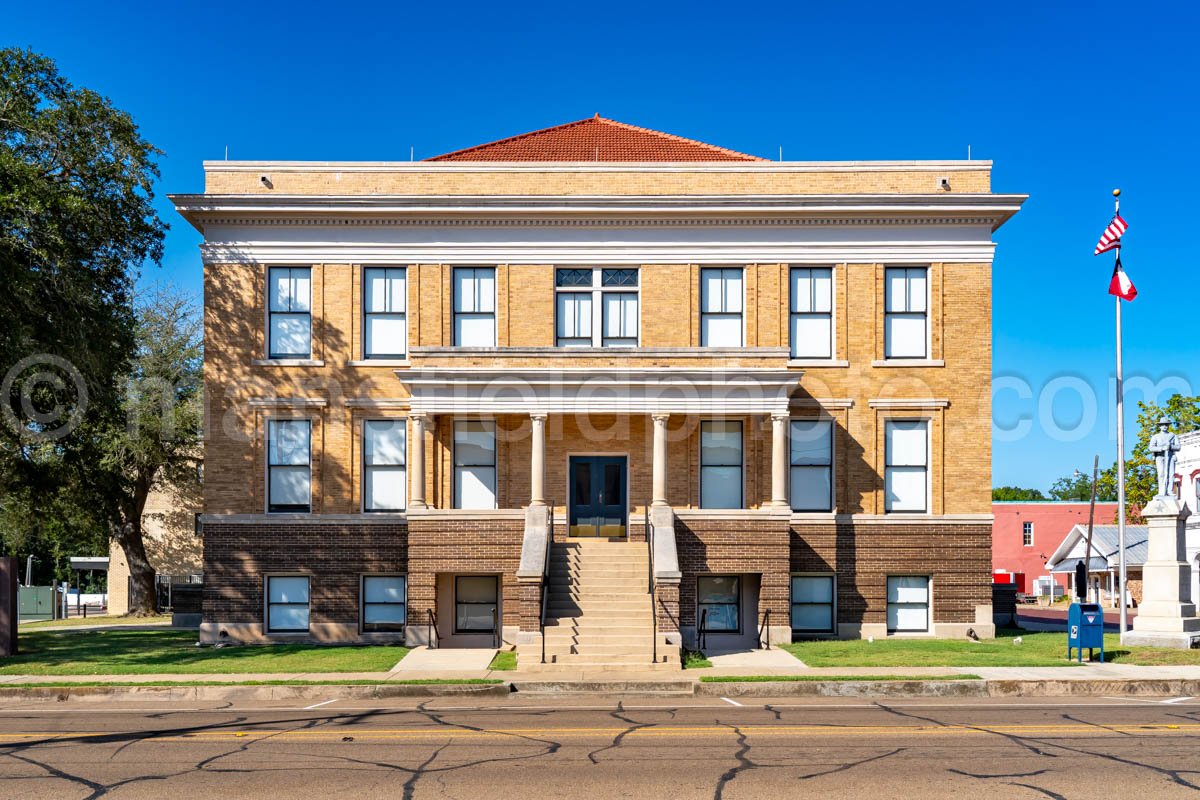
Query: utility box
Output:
[[1068, 602, 1105, 662]]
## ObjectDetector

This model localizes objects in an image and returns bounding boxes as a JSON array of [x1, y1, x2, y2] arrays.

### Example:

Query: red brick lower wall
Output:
[[675, 517, 791, 628], [202, 522, 408, 626], [406, 517, 525, 628], [790, 522, 991, 626]]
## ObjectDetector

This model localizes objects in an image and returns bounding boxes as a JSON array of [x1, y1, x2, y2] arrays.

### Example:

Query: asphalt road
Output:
[[2, 694, 1200, 798]]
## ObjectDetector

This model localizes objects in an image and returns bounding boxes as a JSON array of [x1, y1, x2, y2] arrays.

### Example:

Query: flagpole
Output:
[[1114, 187, 1128, 637]]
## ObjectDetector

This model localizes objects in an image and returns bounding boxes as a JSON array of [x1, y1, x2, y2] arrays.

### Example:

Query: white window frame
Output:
[[789, 266, 834, 359], [454, 574, 499, 634], [886, 575, 931, 633], [453, 419, 497, 509], [884, 419, 930, 514], [698, 575, 741, 633], [883, 267, 929, 359], [790, 418, 834, 512], [360, 574, 407, 633], [452, 267, 496, 347], [699, 419, 744, 509], [554, 267, 640, 348], [363, 267, 407, 359], [362, 418, 406, 512], [1022, 521, 1034, 547], [265, 574, 310, 634], [790, 574, 836, 635], [267, 267, 312, 359], [266, 418, 311, 514], [700, 267, 745, 347]]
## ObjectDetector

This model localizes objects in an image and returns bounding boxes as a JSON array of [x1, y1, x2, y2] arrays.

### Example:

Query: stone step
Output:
[[546, 589, 648, 599], [547, 568, 646, 578], [543, 620, 649, 631]]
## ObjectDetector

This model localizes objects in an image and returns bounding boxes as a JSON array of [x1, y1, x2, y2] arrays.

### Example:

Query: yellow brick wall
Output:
[[204, 248, 991, 517], [204, 167, 991, 196]]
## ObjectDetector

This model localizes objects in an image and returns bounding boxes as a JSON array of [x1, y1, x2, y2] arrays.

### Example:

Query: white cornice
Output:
[[868, 398, 951, 410], [410, 346, 789, 360], [247, 397, 328, 408], [397, 367, 800, 415], [200, 160, 993, 173]]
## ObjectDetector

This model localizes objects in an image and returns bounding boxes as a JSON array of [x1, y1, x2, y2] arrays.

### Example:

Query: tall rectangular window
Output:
[[361, 575, 406, 633], [268, 267, 311, 359], [790, 419, 833, 512], [363, 267, 407, 358], [453, 267, 496, 346], [266, 576, 310, 633], [455, 575, 498, 633], [454, 420, 496, 509], [698, 575, 740, 632], [884, 267, 928, 358], [555, 268, 638, 347], [1023, 521, 1034, 547], [267, 419, 311, 513], [363, 419, 406, 512], [700, 420, 743, 509], [791, 575, 835, 634], [887, 576, 930, 633], [885, 420, 929, 513], [789, 267, 833, 358], [700, 268, 743, 346]]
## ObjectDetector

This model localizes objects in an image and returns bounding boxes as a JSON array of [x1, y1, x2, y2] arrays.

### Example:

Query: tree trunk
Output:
[[115, 519, 158, 616]]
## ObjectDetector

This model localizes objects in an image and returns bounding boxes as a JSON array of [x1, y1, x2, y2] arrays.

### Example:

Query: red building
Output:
[[992, 502, 1119, 594]]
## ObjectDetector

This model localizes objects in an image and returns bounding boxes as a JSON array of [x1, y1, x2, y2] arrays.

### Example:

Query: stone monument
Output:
[[1124, 418, 1200, 648]]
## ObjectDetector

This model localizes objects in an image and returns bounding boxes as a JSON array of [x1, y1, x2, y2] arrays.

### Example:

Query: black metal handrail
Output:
[[647, 501, 656, 664], [699, 608, 708, 652], [541, 501, 554, 664], [426, 608, 439, 649], [759, 608, 771, 650], [491, 606, 499, 650]]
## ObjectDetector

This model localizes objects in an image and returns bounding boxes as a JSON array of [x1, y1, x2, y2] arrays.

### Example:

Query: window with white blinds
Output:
[[363, 419, 406, 512], [884, 267, 928, 358], [453, 268, 496, 346], [454, 420, 497, 509], [267, 419, 311, 513], [885, 420, 929, 513], [363, 268, 407, 358], [700, 420, 743, 509], [268, 267, 312, 359], [700, 268, 743, 347], [790, 419, 833, 512], [555, 268, 639, 347], [789, 267, 833, 358], [887, 575, 930, 632]]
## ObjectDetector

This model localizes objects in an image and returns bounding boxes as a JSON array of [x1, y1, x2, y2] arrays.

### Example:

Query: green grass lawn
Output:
[[780, 628, 1200, 668], [20, 614, 173, 629], [488, 650, 517, 671], [2, 629, 410, 675]]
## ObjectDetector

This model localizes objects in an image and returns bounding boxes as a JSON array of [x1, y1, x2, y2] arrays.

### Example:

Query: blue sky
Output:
[[7, 1, 1197, 491]]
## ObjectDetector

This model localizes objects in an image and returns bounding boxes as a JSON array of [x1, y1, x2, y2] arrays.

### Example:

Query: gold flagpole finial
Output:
[[1113, 188, 1121, 197]]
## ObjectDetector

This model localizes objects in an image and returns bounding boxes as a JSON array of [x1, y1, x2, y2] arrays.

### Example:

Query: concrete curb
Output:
[[986, 679, 1200, 697], [512, 680, 695, 695], [0, 683, 511, 703], [697, 680, 987, 698]]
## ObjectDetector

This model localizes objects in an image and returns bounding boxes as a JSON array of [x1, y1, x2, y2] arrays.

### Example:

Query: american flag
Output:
[[1094, 214, 1128, 255]]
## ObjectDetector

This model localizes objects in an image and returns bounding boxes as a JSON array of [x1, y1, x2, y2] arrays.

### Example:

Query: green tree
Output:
[[992, 486, 1047, 501], [91, 287, 202, 614], [1, 48, 169, 608], [1119, 395, 1200, 522]]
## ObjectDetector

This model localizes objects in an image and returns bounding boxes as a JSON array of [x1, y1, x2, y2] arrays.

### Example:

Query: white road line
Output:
[[1162, 696, 1194, 704], [720, 697, 744, 707], [302, 699, 339, 710]]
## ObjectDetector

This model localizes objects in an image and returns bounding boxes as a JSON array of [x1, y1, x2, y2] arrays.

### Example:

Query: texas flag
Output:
[[1109, 251, 1137, 301]]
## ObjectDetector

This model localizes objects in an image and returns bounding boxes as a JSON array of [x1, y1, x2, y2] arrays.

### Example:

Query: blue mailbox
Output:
[[1067, 602, 1105, 662]]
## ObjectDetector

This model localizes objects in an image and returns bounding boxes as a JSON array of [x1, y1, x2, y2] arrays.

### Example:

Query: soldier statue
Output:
[[1149, 416, 1181, 498]]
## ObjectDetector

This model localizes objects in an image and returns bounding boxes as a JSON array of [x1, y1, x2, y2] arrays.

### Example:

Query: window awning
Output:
[[397, 367, 800, 415]]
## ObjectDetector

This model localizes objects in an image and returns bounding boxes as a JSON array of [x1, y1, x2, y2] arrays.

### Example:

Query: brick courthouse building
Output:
[[172, 117, 1024, 666]]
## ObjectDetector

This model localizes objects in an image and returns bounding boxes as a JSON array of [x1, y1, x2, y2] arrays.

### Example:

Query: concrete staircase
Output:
[[539, 539, 677, 669]]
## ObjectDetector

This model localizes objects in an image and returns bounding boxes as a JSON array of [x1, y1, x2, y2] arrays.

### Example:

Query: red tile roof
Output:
[[425, 116, 766, 162]]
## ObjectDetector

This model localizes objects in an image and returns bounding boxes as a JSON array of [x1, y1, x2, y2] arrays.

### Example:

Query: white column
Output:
[[409, 413, 427, 509], [651, 413, 669, 507], [530, 413, 547, 506], [770, 413, 790, 508]]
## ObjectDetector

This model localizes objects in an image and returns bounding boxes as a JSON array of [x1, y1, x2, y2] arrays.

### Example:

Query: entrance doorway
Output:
[[569, 456, 627, 537]]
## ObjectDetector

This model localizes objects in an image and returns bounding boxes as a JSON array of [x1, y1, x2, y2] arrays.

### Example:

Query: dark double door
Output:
[[569, 456, 627, 538]]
